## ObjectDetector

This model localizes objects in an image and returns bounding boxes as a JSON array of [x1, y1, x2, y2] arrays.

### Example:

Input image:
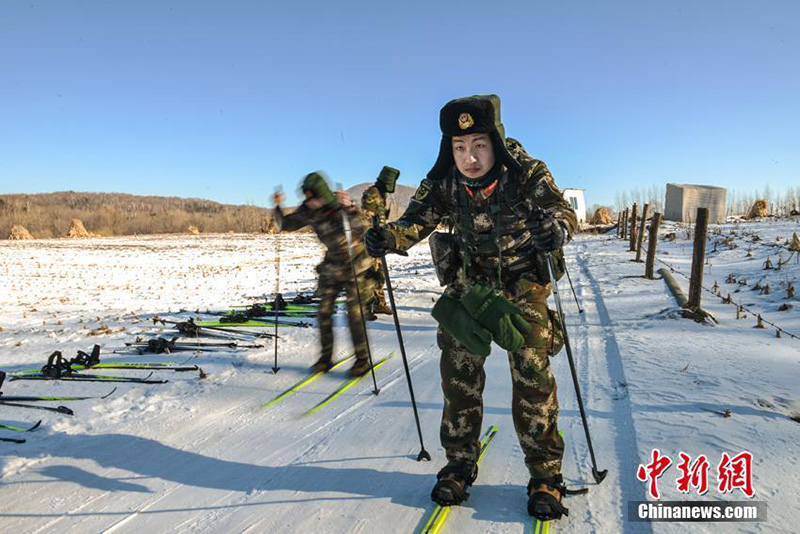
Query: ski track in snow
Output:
[[1, 222, 799, 533], [573, 239, 653, 534]]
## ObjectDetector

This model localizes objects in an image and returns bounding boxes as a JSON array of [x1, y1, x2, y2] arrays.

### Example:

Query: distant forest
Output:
[[0, 192, 274, 239], [1, 185, 417, 239]]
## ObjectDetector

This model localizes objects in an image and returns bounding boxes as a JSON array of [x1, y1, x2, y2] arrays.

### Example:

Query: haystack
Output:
[[187, 226, 200, 235], [789, 231, 800, 252], [65, 219, 92, 238], [591, 207, 613, 225], [9, 225, 34, 240], [261, 215, 278, 234], [746, 199, 768, 219]]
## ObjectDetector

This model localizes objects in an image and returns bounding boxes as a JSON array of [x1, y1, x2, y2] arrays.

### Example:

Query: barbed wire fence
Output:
[[613, 205, 800, 343]]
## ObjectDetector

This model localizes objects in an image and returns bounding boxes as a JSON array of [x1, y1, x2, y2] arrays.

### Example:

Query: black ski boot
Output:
[[348, 358, 372, 377], [527, 474, 569, 520], [374, 300, 392, 315], [311, 358, 333, 374], [271, 293, 287, 311], [431, 462, 478, 506]]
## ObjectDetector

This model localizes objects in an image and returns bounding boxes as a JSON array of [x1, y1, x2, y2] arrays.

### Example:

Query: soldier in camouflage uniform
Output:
[[274, 172, 378, 377], [361, 166, 401, 317], [366, 95, 577, 520]]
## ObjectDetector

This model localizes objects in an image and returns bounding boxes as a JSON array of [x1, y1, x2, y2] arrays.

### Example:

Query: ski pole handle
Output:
[[371, 215, 408, 256]]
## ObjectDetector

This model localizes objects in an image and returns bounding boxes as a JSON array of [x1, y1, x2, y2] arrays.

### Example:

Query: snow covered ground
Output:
[[1, 220, 798, 533]]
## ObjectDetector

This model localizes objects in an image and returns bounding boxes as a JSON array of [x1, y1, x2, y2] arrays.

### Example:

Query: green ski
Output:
[[259, 354, 356, 410], [529, 431, 585, 533], [9, 371, 167, 384], [0, 420, 41, 432], [417, 425, 499, 534], [196, 319, 309, 329], [302, 352, 395, 416]]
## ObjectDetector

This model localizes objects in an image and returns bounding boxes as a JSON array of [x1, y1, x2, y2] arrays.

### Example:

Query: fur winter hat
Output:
[[427, 94, 522, 181]]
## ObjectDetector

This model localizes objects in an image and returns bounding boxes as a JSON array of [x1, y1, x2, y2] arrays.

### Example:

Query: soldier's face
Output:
[[304, 192, 326, 210], [306, 198, 326, 210], [452, 133, 495, 179]]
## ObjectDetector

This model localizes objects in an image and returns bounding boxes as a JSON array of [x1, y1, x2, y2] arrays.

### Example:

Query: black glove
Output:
[[365, 227, 396, 257], [530, 210, 566, 252]]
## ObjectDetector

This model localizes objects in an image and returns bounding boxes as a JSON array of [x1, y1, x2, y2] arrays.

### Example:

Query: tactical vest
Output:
[[444, 169, 564, 289]]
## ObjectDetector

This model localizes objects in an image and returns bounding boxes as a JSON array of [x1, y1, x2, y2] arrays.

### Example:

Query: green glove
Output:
[[461, 283, 532, 352], [431, 294, 492, 357]]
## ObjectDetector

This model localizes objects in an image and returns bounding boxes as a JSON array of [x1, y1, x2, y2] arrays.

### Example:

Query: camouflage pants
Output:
[[437, 278, 564, 479], [370, 258, 387, 308], [317, 265, 378, 363]]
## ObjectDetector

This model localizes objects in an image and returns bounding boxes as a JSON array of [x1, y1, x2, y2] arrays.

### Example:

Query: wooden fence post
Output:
[[622, 208, 629, 240], [635, 203, 650, 262], [645, 212, 661, 279], [687, 207, 709, 309], [629, 203, 639, 252]]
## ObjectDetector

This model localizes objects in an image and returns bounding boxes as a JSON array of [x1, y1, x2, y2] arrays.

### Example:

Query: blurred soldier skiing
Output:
[[361, 166, 400, 318], [366, 95, 578, 520], [273, 172, 378, 377]]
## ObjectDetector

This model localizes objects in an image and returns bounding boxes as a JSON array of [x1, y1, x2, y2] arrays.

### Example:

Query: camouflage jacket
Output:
[[275, 204, 372, 275], [386, 138, 577, 289], [361, 185, 391, 225]]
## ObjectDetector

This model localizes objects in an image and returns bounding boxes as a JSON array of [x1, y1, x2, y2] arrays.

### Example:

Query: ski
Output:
[[529, 432, 586, 533], [124, 336, 249, 354], [126, 338, 252, 349], [302, 352, 395, 417], [0, 402, 74, 415], [229, 305, 319, 315], [259, 354, 356, 410], [0, 437, 26, 444], [0, 420, 42, 432], [154, 317, 275, 339], [74, 362, 199, 372], [12, 363, 198, 374], [6, 347, 196, 379], [235, 297, 327, 309], [417, 425, 499, 534], [9, 371, 167, 384], [532, 518, 553, 534], [0, 388, 117, 403], [220, 307, 318, 318], [198, 317, 312, 329]]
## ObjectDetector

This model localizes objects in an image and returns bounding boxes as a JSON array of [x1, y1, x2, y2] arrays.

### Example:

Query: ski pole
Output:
[[373, 216, 431, 461], [272, 186, 283, 374], [562, 261, 583, 313], [337, 184, 379, 395], [273, 217, 281, 371], [546, 252, 607, 484]]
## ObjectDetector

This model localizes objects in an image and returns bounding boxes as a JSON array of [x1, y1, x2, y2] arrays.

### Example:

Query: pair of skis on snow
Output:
[[0, 372, 119, 442], [0, 369, 118, 417], [1, 345, 202, 437], [416, 425, 559, 534], [259, 352, 394, 416], [7, 345, 203, 384]]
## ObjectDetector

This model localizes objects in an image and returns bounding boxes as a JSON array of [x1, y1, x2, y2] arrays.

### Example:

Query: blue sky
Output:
[[1, 1, 798, 208]]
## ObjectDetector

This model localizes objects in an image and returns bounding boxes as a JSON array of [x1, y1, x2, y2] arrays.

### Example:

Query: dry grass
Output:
[[0, 191, 277, 238]]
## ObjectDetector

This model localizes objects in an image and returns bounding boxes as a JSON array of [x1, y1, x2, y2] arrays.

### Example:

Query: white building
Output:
[[562, 188, 586, 226], [664, 184, 727, 223]]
